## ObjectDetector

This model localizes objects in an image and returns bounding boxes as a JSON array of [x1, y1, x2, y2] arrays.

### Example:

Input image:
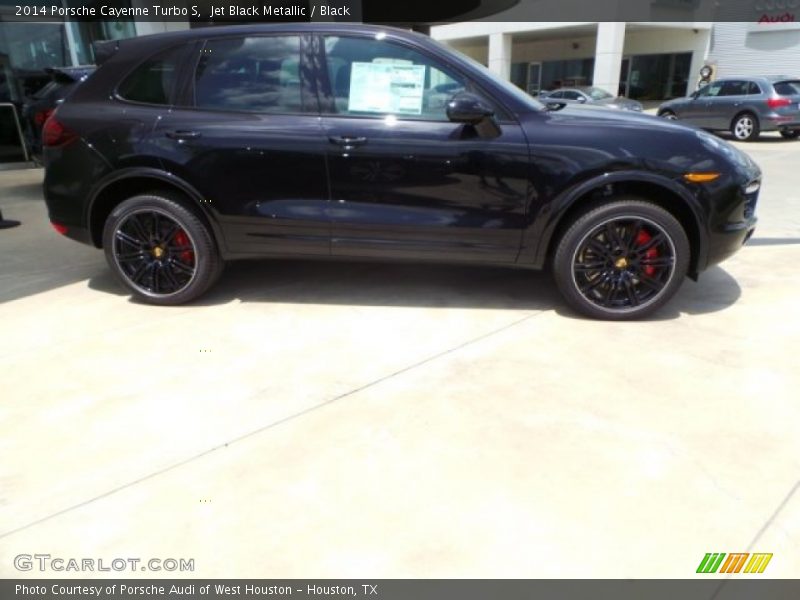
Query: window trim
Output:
[[184, 33, 315, 117], [315, 32, 518, 125]]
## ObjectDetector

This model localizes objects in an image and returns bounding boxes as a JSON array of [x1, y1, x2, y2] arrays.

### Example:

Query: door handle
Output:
[[165, 130, 201, 140], [329, 136, 367, 147]]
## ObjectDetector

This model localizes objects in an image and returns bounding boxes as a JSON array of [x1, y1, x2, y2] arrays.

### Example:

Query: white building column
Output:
[[593, 22, 626, 96], [487, 32, 512, 80]]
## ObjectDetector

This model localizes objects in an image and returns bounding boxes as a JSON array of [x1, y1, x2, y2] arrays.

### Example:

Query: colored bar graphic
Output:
[[719, 553, 749, 573], [697, 553, 726, 573], [744, 553, 773, 573], [697, 552, 772, 574]]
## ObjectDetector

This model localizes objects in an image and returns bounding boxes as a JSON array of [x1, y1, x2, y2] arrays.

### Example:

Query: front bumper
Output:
[[704, 178, 759, 269]]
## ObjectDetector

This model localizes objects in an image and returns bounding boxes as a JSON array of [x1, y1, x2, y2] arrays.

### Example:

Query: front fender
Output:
[[519, 170, 708, 273]]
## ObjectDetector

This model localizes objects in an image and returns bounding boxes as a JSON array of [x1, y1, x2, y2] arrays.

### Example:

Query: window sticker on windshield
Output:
[[348, 62, 426, 115]]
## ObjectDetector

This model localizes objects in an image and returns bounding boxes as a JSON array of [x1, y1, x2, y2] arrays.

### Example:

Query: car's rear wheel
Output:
[[731, 112, 760, 141], [102, 193, 223, 305], [553, 199, 690, 320], [659, 110, 677, 120], [780, 129, 799, 140]]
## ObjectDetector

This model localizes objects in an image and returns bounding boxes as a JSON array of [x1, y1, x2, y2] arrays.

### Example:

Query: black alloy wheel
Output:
[[102, 193, 223, 305], [553, 199, 690, 320]]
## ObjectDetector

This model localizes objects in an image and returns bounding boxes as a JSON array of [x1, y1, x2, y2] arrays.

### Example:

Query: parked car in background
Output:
[[657, 76, 800, 141], [540, 86, 644, 111], [23, 66, 95, 161], [43, 24, 760, 320]]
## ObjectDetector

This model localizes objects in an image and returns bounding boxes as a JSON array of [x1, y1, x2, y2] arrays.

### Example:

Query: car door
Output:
[[709, 80, 748, 130], [150, 34, 330, 256], [315, 34, 530, 263], [679, 82, 719, 126]]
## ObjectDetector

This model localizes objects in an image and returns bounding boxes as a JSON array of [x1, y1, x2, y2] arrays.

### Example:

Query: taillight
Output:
[[767, 97, 792, 109], [42, 115, 78, 147], [33, 108, 53, 127]]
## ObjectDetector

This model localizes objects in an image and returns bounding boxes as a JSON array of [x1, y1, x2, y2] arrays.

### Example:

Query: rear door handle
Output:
[[165, 130, 201, 140], [329, 136, 367, 147]]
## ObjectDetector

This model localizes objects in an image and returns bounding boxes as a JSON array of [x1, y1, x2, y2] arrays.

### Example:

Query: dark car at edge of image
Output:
[[540, 86, 644, 112], [657, 76, 800, 142], [42, 24, 760, 320], [23, 65, 95, 162]]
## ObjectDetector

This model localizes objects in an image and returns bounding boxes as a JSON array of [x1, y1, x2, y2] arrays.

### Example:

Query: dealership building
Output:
[[1, 4, 800, 164], [431, 21, 800, 100]]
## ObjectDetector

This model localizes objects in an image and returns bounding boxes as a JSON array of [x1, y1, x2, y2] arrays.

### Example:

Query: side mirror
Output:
[[446, 92, 494, 124], [577, 96, 587, 103]]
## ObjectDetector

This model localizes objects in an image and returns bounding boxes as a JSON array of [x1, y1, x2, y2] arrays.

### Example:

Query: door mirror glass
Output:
[[446, 92, 494, 124]]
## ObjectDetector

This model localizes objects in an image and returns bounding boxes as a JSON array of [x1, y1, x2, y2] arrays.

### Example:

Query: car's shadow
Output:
[[88, 259, 742, 320]]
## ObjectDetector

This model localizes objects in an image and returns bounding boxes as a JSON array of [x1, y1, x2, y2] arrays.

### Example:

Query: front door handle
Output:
[[329, 136, 367, 147], [165, 130, 201, 140]]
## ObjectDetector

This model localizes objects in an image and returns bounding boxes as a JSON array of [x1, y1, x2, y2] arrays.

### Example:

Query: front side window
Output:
[[698, 81, 722, 98], [562, 91, 582, 101], [118, 45, 186, 105], [321, 36, 474, 121], [194, 36, 304, 113]]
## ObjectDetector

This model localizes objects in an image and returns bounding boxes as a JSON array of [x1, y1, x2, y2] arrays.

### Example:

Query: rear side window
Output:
[[747, 81, 762, 95], [194, 36, 303, 113], [719, 81, 748, 96], [774, 80, 800, 96], [118, 46, 185, 105]]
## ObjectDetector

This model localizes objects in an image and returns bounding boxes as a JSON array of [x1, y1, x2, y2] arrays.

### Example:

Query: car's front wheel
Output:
[[780, 129, 799, 140], [553, 199, 690, 320], [659, 110, 677, 120], [102, 193, 223, 305], [731, 113, 760, 141]]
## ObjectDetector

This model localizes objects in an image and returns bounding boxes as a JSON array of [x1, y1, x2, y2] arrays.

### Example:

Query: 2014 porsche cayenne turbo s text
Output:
[[43, 24, 760, 320]]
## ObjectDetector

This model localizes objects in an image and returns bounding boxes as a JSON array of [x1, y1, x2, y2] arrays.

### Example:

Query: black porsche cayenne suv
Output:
[[43, 24, 760, 320]]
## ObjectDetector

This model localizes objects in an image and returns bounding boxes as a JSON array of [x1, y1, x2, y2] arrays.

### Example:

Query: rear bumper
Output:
[[761, 113, 800, 131]]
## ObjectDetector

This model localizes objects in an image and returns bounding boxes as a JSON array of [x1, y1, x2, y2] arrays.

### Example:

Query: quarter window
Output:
[[194, 36, 304, 113], [118, 46, 185, 105], [774, 80, 800, 96], [321, 36, 478, 121]]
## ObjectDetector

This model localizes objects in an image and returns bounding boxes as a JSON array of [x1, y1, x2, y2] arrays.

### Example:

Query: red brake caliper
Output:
[[173, 229, 194, 264], [635, 229, 658, 277]]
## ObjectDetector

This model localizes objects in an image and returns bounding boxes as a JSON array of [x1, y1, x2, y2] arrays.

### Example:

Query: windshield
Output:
[[431, 39, 545, 112], [582, 87, 614, 100]]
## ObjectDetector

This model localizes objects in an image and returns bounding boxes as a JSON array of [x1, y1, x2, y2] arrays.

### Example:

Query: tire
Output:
[[102, 192, 223, 305], [659, 110, 677, 120], [780, 129, 800, 140], [552, 199, 690, 320], [731, 112, 760, 141]]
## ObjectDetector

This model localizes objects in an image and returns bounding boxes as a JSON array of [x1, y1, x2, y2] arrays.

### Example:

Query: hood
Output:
[[544, 104, 683, 130], [596, 97, 643, 110]]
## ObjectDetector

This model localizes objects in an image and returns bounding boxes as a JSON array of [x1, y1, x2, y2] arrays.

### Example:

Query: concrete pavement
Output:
[[0, 135, 798, 578]]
